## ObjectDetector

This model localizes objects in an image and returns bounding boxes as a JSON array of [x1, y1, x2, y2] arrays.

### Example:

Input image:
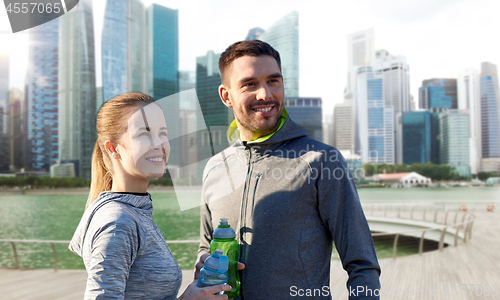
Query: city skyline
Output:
[[2, 0, 500, 116]]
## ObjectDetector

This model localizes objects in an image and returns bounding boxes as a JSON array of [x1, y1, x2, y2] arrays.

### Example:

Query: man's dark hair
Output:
[[219, 40, 281, 86]]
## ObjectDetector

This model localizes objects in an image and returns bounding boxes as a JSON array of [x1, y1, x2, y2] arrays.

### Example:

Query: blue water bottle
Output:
[[197, 249, 229, 294]]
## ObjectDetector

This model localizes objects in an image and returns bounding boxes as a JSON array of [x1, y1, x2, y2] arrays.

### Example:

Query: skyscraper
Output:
[[439, 109, 471, 178], [355, 66, 394, 164], [346, 28, 375, 97], [147, 4, 178, 100], [196, 51, 233, 178], [146, 4, 180, 173], [58, 0, 97, 179], [9, 88, 24, 171], [102, 0, 148, 102], [259, 11, 299, 97], [480, 62, 500, 172], [245, 27, 265, 40], [373, 49, 410, 164], [333, 100, 353, 152], [419, 78, 458, 111], [402, 111, 431, 165], [284, 97, 323, 141], [26, 19, 59, 172], [0, 53, 9, 172], [458, 68, 481, 174]]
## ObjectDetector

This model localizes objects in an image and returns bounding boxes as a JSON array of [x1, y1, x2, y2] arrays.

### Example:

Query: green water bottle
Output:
[[210, 218, 240, 298]]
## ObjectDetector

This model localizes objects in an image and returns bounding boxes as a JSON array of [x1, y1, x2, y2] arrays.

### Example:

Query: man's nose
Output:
[[256, 84, 272, 101]]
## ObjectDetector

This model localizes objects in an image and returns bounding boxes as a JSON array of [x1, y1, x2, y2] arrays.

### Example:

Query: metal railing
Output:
[[0, 239, 200, 271], [363, 204, 476, 259]]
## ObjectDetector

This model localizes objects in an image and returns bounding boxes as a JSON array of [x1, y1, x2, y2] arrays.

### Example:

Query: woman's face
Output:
[[119, 103, 170, 178]]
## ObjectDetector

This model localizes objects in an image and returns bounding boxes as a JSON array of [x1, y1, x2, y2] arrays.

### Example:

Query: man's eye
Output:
[[245, 82, 255, 87]]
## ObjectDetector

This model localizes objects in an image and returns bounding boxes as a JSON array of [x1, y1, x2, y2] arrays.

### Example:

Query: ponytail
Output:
[[86, 140, 113, 208]]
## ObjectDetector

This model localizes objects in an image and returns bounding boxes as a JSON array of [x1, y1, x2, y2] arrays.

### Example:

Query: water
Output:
[[1, 187, 499, 269]]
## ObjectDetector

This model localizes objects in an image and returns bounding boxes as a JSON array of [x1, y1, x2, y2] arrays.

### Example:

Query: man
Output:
[[195, 40, 381, 299]]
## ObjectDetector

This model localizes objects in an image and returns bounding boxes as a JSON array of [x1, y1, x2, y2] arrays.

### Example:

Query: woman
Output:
[[69, 93, 230, 299]]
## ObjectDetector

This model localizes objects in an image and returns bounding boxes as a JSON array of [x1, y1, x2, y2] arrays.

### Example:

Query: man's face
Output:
[[221, 55, 284, 141]]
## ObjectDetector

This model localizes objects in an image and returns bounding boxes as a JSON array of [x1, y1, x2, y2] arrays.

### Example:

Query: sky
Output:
[[1, 0, 500, 116]]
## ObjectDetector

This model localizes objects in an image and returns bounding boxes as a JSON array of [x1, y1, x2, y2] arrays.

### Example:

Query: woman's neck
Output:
[[111, 172, 149, 193]]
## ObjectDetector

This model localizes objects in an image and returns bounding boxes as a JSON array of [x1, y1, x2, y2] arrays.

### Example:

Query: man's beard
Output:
[[235, 101, 283, 136]]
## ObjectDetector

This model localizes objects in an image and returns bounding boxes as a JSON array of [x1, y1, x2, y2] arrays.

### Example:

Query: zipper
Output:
[[250, 173, 262, 221], [239, 145, 254, 263]]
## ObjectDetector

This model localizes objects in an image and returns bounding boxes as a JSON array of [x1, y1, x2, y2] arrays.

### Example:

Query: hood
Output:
[[68, 191, 152, 257]]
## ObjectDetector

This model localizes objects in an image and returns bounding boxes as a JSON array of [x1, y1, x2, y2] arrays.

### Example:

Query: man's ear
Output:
[[219, 84, 233, 108], [104, 140, 121, 160]]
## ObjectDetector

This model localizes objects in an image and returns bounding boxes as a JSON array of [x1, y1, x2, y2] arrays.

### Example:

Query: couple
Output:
[[69, 40, 381, 299]]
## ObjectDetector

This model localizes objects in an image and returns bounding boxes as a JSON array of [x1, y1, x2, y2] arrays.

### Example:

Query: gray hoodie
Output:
[[199, 117, 381, 299], [69, 191, 182, 300]]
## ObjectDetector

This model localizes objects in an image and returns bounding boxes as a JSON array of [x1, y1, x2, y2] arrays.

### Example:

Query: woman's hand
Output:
[[178, 281, 231, 300]]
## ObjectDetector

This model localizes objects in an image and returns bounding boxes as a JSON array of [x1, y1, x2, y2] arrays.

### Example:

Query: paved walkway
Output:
[[1, 212, 498, 299]]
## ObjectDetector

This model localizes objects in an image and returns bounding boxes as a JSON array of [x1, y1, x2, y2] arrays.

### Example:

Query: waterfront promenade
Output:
[[0, 211, 498, 299]]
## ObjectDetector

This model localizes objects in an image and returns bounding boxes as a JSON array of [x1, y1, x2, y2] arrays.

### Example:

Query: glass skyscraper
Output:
[[0, 53, 9, 172], [58, 0, 96, 179], [402, 111, 431, 165], [245, 27, 265, 40], [419, 79, 458, 111], [102, 0, 148, 102], [480, 62, 500, 162], [196, 51, 233, 178], [146, 4, 180, 172], [26, 19, 59, 172], [355, 66, 394, 164], [439, 110, 471, 178], [259, 11, 299, 97], [285, 97, 323, 141], [147, 4, 178, 100]]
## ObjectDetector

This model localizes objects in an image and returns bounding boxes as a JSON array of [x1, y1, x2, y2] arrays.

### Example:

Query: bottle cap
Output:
[[205, 249, 229, 273], [213, 218, 236, 239]]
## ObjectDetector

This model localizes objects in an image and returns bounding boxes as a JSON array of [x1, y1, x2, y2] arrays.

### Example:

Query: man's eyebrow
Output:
[[268, 73, 283, 79], [238, 76, 256, 85], [238, 73, 283, 85]]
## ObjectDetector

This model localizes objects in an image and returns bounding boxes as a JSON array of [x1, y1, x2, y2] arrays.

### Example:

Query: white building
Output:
[[333, 101, 353, 152], [373, 49, 410, 164], [458, 68, 481, 175], [374, 172, 432, 187]]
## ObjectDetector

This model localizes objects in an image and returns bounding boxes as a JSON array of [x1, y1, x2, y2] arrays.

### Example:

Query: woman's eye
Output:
[[138, 132, 150, 137], [160, 132, 168, 137]]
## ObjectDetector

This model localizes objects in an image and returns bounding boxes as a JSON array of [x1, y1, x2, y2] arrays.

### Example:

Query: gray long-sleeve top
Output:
[[69, 191, 182, 299]]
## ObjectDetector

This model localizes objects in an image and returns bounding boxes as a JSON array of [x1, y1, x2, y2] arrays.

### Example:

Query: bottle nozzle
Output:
[[214, 249, 224, 256], [219, 218, 229, 226]]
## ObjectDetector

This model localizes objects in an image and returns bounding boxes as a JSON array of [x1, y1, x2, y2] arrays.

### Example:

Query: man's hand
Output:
[[194, 254, 209, 280], [194, 253, 246, 280]]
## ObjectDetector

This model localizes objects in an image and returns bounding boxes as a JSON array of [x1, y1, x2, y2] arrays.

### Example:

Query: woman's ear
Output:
[[219, 84, 233, 108], [104, 140, 121, 160]]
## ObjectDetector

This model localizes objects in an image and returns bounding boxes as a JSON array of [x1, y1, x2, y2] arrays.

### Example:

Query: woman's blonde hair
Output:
[[86, 92, 155, 209]]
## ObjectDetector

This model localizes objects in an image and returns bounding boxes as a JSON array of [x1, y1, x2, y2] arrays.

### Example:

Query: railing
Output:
[[363, 204, 476, 259], [0, 239, 200, 271], [1, 205, 476, 269]]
